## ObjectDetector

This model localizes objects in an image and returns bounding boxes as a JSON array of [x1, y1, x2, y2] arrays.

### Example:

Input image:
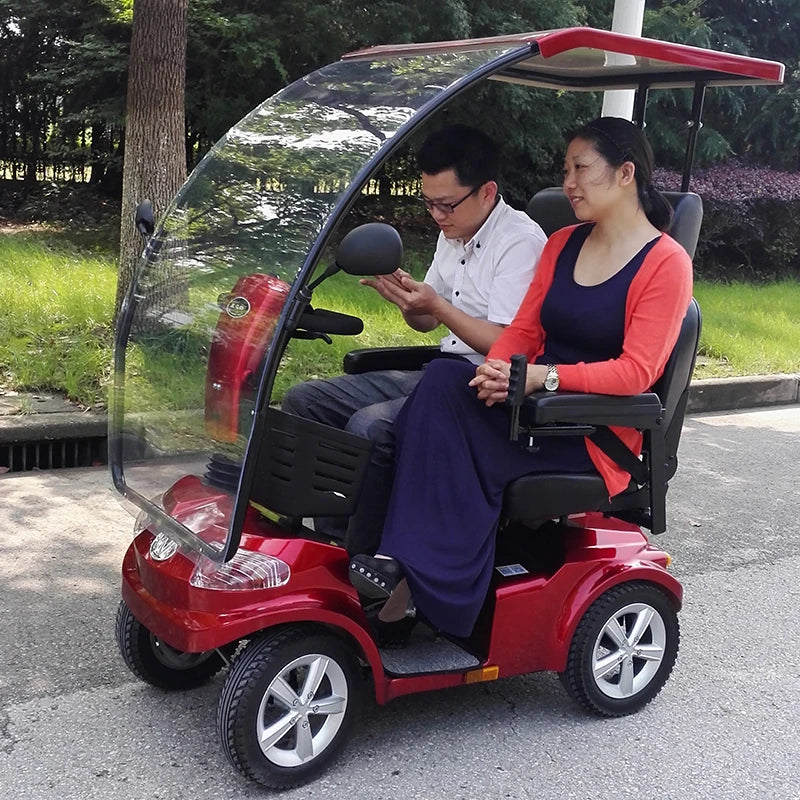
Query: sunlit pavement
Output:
[[1, 404, 798, 800]]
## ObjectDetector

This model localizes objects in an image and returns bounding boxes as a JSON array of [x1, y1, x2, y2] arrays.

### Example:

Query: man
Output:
[[281, 124, 547, 554]]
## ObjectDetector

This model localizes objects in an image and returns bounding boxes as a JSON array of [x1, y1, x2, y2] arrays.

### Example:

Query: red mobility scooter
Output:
[[112, 28, 784, 789]]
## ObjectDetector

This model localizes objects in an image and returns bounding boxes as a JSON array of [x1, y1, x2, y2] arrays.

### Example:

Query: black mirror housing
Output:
[[335, 222, 403, 276], [135, 200, 155, 237]]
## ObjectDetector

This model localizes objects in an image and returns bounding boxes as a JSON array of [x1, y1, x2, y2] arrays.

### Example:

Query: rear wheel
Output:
[[560, 582, 679, 716], [217, 627, 362, 789], [115, 599, 232, 690]]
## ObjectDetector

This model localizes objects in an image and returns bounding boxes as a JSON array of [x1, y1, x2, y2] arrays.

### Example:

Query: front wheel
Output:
[[115, 599, 233, 690], [217, 627, 362, 789], [560, 581, 679, 717]]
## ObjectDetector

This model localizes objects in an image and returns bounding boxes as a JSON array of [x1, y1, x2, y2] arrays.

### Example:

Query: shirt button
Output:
[[476, 242, 481, 248], [451, 340, 457, 345], [455, 291, 460, 297], [460, 259, 465, 265]]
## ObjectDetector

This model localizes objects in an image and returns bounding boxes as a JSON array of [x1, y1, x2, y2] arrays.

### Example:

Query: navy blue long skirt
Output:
[[379, 358, 596, 638]]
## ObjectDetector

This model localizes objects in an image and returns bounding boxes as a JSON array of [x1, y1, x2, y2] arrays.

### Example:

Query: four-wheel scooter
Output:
[[111, 27, 784, 788]]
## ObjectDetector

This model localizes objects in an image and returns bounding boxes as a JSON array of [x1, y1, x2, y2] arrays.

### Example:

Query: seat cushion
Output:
[[502, 471, 610, 521]]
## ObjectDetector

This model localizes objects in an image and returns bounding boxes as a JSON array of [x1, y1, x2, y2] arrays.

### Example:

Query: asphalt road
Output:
[[1, 405, 798, 800]]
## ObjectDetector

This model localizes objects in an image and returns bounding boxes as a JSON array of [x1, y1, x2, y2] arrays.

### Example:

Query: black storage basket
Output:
[[249, 408, 373, 518]]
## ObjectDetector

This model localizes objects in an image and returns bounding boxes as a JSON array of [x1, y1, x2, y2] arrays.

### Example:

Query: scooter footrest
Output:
[[380, 624, 480, 676]]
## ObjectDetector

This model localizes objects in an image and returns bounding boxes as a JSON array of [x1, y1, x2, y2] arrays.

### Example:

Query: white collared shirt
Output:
[[424, 197, 547, 364]]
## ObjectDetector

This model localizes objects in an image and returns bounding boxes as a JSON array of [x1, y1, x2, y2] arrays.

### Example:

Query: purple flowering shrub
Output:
[[654, 164, 800, 280]]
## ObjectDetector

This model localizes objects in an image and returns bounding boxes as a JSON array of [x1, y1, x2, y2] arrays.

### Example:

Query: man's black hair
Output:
[[416, 124, 499, 188]]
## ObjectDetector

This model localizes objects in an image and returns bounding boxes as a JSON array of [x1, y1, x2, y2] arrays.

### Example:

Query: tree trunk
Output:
[[116, 0, 188, 322]]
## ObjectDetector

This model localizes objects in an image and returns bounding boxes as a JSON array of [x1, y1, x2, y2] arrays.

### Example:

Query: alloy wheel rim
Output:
[[256, 653, 348, 767], [591, 602, 667, 699]]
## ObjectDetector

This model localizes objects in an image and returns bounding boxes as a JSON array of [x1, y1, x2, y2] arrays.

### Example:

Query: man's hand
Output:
[[360, 269, 441, 317]]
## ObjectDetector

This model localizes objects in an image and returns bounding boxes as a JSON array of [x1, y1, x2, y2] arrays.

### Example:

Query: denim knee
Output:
[[346, 404, 390, 441], [281, 382, 308, 415]]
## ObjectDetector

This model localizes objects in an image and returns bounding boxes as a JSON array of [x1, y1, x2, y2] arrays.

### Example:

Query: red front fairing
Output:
[[121, 476, 373, 646]]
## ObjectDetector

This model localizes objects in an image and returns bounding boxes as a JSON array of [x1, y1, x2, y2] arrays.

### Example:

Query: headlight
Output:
[[189, 549, 291, 591]]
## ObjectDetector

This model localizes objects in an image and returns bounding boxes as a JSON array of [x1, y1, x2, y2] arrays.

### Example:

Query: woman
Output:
[[349, 116, 693, 642]]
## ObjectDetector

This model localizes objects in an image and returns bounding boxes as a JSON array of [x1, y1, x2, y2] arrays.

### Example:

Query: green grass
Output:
[[693, 280, 800, 379], [0, 234, 117, 406], [0, 229, 798, 409]]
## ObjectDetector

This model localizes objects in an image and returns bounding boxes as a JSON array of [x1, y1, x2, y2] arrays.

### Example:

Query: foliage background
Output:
[[1, 0, 799, 278]]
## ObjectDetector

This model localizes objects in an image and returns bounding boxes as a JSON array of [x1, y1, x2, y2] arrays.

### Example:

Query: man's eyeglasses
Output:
[[416, 186, 479, 215]]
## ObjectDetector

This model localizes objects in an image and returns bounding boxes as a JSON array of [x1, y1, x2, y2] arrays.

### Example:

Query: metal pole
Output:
[[602, 0, 646, 120], [681, 82, 707, 192]]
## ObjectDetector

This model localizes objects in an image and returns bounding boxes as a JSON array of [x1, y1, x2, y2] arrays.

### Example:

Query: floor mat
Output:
[[379, 622, 480, 675]]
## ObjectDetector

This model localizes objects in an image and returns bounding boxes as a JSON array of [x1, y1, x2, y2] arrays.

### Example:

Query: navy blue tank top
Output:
[[537, 224, 660, 366]]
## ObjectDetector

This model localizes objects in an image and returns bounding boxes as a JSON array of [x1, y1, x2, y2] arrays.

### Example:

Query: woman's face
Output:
[[562, 136, 621, 221]]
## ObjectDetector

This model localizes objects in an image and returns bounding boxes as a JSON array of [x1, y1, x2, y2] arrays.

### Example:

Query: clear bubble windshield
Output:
[[110, 47, 519, 556]]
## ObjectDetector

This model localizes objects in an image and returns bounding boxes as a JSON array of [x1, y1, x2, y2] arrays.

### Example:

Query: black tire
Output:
[[115, 599, 232, 690], [217, 627, 362, 789], [559, 581, 680, 717]]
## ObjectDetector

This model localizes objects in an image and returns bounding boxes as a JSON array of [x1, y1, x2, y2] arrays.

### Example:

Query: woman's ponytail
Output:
[[640, 182, 673, 232]]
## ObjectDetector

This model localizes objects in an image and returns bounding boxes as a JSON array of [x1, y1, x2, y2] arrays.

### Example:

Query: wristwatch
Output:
[[544, 364, 560, 392]]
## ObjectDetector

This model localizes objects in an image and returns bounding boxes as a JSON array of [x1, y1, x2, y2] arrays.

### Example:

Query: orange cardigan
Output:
[[487, 224, 694, 497]]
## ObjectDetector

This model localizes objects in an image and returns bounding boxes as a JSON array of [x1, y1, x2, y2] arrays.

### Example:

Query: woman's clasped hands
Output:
[[469, 359, 550, 406]]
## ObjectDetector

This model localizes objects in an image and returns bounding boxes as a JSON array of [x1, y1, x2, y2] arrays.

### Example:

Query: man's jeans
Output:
[[280, 369, 423, 555]]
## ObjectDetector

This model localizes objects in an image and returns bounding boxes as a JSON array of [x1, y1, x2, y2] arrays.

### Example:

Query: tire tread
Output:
[[559, 581, 680, 717], [217, 626, 361, 789]]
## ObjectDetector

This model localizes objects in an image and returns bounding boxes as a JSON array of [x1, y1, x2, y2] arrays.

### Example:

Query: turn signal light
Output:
[[464, 665, 499, 684]]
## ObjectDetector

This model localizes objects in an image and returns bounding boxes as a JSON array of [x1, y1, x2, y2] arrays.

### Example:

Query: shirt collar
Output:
[[443, 195, 507, 257]]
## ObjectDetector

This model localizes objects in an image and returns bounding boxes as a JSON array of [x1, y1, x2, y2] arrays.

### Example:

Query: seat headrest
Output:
[[526, 188, 704, 259]]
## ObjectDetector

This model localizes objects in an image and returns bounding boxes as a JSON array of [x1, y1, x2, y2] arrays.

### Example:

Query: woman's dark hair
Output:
[[571, 116, 673, 231], [416, 124, 499, 189]]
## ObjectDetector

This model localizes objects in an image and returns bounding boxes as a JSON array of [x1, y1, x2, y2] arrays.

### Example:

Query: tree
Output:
[[698, 0, 800, 170], [0, 0, 128, 186], [116, 0, 187, 320]]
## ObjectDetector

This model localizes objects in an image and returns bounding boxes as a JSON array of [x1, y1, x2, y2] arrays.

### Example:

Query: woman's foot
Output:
[[364, 592, 417, 648], [349, 554, 403, 599], [365, 606, 417, 648], [377, 578, 413, 622]]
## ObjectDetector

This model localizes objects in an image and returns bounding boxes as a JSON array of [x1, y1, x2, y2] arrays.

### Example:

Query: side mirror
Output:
[[135, 200, 155, 237], [335, 222, 403, 276]]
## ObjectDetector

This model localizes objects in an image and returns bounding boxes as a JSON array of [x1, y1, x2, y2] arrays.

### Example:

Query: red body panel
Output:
[[485, 514, 682, 676], [204, 273, 290, 442], [121, 478, 681, 705]]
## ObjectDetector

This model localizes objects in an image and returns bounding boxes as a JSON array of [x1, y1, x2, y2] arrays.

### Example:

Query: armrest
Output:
[[343, 346, 440, 375], [520, 391, 664, 429]]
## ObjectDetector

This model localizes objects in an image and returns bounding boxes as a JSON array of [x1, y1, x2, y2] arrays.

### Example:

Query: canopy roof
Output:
[[343, 27, 785, 90]]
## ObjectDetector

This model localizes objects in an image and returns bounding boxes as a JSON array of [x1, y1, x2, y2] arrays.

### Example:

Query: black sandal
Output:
[[372, 616, 417, 648], [363, 605, 417, 648], [349, 554, 404, 600]]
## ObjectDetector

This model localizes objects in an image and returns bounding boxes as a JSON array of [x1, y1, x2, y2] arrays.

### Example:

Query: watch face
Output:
[[545, 368, 559, 391]]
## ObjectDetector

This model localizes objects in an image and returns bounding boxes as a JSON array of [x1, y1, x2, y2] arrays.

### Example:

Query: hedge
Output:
[[654, 164, 800, 282]]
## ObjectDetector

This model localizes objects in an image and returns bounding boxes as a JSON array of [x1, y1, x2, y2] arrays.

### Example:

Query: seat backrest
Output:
[[652, 297, 702, 478], [526, 187, 704, 259]]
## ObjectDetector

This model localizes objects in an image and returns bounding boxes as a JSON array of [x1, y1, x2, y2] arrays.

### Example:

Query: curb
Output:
[[0, 410, 107, 443], [687, 373, 800, 414], [1, 375, 799, 445]]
